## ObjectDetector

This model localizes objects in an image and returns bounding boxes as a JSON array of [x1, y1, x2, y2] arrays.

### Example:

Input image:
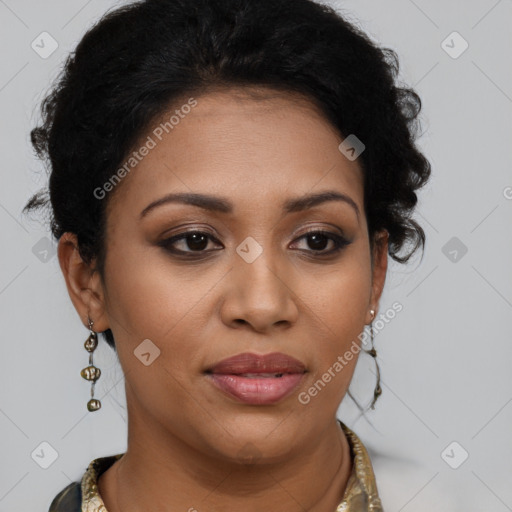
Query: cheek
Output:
[[104, 243, 207, 336], [102, 250, 214, 424], [302, 257, 372, 399], [102, 246, 221, 377], [309, 252, 371, 335]]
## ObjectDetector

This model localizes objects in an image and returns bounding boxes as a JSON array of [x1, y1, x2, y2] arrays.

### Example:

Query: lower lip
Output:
[[207, 373, 305, 405]]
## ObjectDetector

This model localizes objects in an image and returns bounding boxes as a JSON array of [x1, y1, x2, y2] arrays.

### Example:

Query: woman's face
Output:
[[64, 88, 387, 462]]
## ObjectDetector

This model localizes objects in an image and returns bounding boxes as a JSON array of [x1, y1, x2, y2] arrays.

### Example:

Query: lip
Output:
[[206, 352, 307, 374], [205, 352, 307, 405]]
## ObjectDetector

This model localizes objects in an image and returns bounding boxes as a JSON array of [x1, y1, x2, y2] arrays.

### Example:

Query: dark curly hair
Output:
[[23, 0, 431, 354]]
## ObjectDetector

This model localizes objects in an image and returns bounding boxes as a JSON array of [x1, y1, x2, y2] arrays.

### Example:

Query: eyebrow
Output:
[[139, 190, 360, 220]]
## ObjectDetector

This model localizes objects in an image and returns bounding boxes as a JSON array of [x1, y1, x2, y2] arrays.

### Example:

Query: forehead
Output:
[[106, 88, 364, 217]]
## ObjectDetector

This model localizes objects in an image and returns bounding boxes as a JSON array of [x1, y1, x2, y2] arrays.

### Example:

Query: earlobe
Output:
[[57, 232, 110, 332], [368, 229, 389, 322]]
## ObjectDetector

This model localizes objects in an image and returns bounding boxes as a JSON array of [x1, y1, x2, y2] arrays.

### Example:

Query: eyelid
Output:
[[295, 224, 346, 238], [156, 229, 222, 256], [290, 229, 351, 252], [157, 226, 351, 257]]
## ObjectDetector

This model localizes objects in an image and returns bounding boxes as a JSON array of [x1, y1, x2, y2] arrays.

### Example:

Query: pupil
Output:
[[187, 233, 208, 251], [308, 233, 328, 250], [184, 233, 329, 252]]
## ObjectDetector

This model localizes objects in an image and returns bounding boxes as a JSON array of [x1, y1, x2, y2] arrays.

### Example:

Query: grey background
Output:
[[1, 0, 511, 510]]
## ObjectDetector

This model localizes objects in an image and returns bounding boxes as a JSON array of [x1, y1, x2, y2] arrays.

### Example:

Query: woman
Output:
[[24, 0, 431, 510]]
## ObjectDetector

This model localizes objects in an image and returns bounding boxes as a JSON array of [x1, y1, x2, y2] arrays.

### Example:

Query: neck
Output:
[[99, 403, 352, 512]]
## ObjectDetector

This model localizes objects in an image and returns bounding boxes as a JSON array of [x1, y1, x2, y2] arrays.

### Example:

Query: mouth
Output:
[[205, 373, 306, 405], [204, 352, 307, 405], [225, 373, 288, 378], [205, 351, 307, 375]]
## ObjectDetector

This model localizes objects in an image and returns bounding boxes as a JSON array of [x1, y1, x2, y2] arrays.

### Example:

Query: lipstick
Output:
[[205, 352, 306, 405]]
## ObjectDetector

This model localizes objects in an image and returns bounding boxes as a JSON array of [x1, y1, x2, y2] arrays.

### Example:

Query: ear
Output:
[[365, 229, 389, 324], [57, 232, 110, 332]]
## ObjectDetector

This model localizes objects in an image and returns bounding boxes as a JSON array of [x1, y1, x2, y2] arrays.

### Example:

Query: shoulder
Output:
[[47, 453, 124, 511], [48, 481, 81, 512]]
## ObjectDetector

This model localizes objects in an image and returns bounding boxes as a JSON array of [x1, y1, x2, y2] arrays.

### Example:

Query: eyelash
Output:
[[158, 228, 351, 258]]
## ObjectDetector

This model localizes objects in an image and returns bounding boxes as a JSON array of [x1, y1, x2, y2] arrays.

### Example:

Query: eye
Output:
[[158, 228, 351, 258], [290, 229, 351, 256], [158, 230, 222, 255]]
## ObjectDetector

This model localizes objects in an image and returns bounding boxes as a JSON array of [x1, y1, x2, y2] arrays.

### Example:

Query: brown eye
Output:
[[180, 232, 209, 251], [305, 232, 330, 251], [158, 228, 351, 259], [291, 230, 351, 255], [158, 231, 221, 254]]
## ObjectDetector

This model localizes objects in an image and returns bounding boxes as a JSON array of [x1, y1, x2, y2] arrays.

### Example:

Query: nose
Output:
[[219, 249, 300, 334]]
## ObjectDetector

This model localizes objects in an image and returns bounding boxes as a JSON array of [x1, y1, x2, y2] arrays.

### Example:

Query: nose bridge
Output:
[[235, 236, 287, 300], [222, 235, 299, 330]]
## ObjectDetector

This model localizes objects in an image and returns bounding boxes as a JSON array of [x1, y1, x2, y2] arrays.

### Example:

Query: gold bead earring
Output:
[[81, 316, 102, 412], [364, 309, 382, 410]]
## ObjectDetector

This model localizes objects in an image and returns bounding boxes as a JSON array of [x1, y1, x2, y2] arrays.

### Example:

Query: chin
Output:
[[200, 414, 301, 463]]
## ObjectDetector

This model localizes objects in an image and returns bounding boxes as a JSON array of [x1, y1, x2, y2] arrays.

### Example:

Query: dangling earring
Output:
[[81, 316, 102, 412], [364, 309, 382, 410]]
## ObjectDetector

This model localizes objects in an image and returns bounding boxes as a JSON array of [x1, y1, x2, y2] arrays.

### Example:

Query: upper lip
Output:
[[206, 352, 307, 375]]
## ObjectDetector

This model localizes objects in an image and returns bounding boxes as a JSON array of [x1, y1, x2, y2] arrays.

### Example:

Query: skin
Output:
[[58, 87, 388, 512]]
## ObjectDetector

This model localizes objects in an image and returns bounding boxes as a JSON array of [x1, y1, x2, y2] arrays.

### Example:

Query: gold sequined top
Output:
[[48, 420, 383, 511]]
